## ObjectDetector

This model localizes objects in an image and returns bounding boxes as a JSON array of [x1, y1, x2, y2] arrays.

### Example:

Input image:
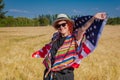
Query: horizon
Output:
[[4, 0, 120, 18]]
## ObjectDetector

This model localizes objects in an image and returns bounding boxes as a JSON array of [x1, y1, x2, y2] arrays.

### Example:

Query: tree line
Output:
[[0, 0, 120, 27], [107, 17, 120, 25], [0, 14, 57, 27], [0, 15, 120, 27]]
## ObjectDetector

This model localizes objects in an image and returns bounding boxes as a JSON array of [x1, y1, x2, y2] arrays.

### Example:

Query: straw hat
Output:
[[52, 14, 74, 28]]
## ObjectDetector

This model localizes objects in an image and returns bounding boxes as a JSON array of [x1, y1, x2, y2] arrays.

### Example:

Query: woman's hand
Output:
[[94, 12, 107, 20]]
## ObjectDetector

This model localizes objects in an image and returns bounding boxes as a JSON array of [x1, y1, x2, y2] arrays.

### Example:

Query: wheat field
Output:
[[0, 25, 120, 80]]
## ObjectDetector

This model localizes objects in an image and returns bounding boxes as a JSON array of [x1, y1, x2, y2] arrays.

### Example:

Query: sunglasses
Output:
[[55, 23, 67, 29]]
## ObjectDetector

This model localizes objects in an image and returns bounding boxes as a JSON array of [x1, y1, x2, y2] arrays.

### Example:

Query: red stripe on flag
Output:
[[72, 63, 80, 68], [79, 55, 83, 59], [40, 44, 51, 58], [82, 43, 91, 54]]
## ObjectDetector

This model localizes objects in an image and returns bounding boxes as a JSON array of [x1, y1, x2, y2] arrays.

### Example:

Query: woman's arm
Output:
[[76, 12, 107, 44]]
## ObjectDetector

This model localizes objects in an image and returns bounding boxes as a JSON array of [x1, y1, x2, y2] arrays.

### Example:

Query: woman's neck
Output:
[[61, 32, 71, 37]]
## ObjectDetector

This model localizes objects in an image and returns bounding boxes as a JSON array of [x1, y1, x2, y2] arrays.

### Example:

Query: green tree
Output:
[[5, 16, 15, 27], [107, 17, 120, 25], [38, 15, 50, 26], [0, 0, 7, 18], [32, 18, 39, 26]]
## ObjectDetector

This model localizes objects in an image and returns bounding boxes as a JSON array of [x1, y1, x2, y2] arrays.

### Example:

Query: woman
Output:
[[32, 13, 107, 80]]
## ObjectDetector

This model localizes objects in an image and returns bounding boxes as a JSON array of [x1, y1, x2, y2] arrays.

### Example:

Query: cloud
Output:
[[9, 9, 29, 13], [91, 8, 99, 10], [73, 9, 82, 14], [115, 7, 120, 11]]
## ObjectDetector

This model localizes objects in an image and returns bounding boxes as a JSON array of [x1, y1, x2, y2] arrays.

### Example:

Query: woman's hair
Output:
[[67, 20, 73, 34]]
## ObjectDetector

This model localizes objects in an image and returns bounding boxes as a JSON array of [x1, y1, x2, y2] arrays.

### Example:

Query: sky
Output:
[[3, 0, 120, 18]]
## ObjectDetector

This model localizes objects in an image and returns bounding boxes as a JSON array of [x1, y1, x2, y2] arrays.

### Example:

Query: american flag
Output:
[[73, 16, 107, 60]]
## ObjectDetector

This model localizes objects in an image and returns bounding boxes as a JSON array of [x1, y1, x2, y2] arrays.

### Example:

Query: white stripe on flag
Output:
[[81, 50, 88, 58], [85, 40, 95, 51]]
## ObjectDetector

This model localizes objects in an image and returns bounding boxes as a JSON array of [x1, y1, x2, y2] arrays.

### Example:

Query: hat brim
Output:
[[52, 18, 74, 28]]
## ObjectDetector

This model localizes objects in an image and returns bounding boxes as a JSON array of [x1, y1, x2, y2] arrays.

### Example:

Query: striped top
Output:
[[51, 35, 77, 71], [32, 32, 83, 71]]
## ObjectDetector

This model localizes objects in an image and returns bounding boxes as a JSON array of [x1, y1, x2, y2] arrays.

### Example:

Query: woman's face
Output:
[[55, 21, 70, 36]]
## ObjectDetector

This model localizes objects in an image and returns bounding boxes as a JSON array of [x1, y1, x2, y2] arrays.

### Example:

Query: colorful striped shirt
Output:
[[32, 32, 82, 71]]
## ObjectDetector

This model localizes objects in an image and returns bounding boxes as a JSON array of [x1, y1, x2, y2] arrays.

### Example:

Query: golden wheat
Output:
[[0, 25, 120, 80]]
